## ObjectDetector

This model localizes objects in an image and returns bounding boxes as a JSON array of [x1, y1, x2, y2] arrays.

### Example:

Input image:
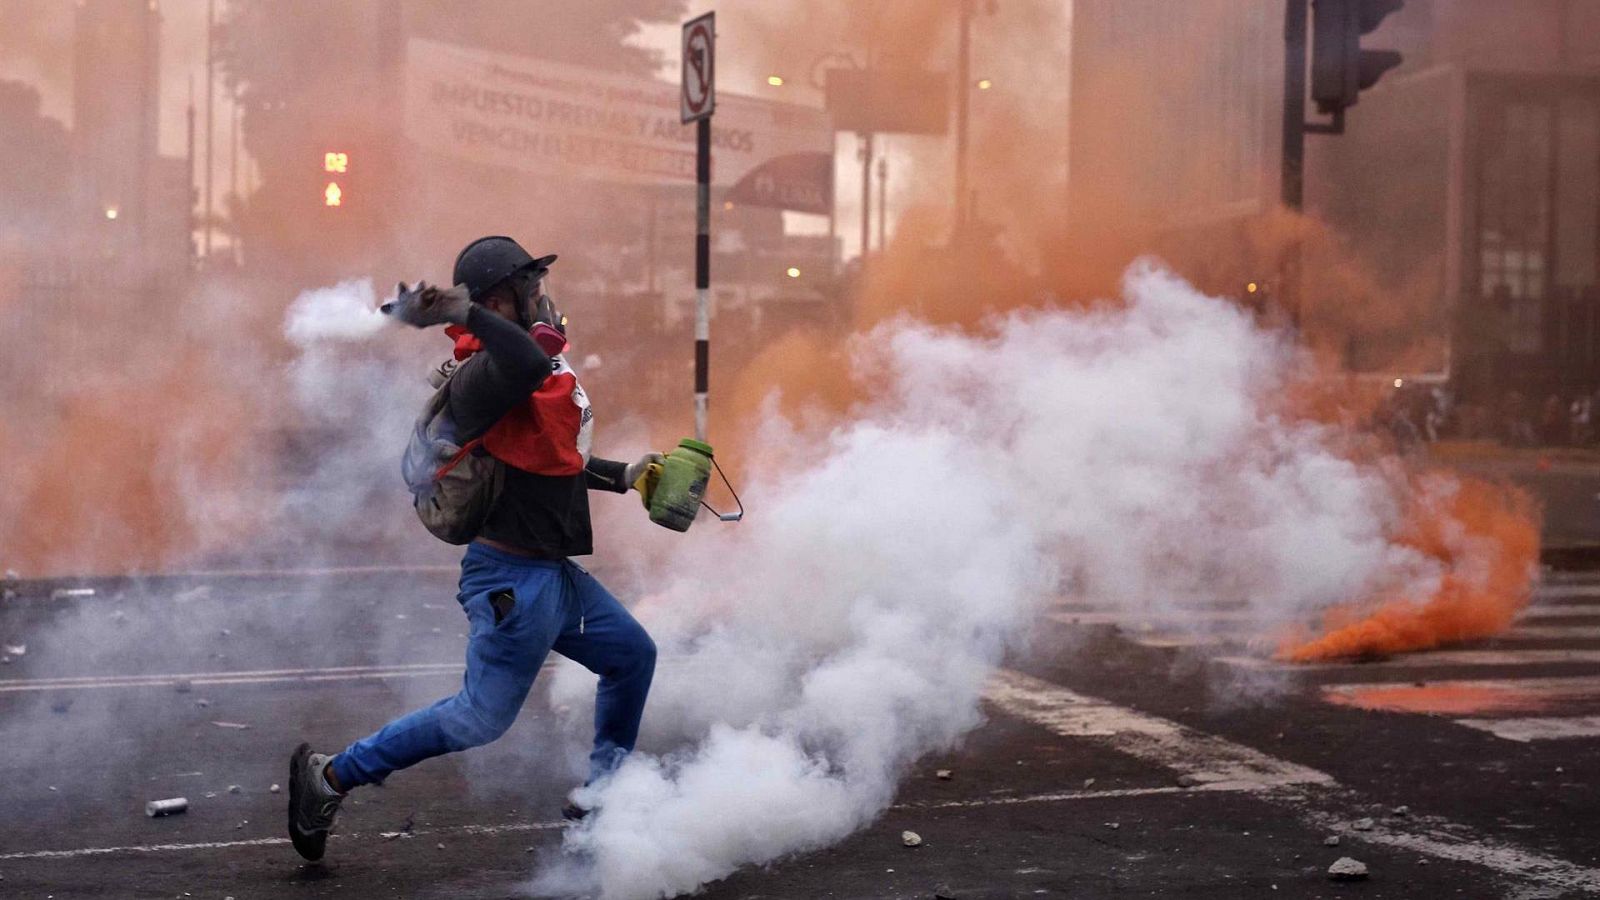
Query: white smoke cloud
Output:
[[284, 278, 392, 346], [541, 261, 1447, 898]]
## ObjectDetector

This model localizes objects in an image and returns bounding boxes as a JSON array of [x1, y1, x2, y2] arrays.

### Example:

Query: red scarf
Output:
[[444, 326, 584, 476]]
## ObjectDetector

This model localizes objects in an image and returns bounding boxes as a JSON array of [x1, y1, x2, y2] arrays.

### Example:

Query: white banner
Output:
[[405, 37, 831, 189]]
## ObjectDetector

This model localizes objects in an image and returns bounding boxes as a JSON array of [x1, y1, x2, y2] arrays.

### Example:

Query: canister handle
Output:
[[699, 457, 745, 522]]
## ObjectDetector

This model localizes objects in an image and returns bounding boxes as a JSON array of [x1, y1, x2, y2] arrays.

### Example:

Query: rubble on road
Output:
[[1323, 835, 1340, 846], [1082, 777, 1096, 788], [228, 785, 242, 794], [1392, 805, 1409, 816], [3, 644, 24, 656], [901, 830, 923, 848], [1327, 857, 1369, 881], [1352, 817, 1374, 831], [1176, 773, 1202, 787], [935, 769, 952, 780], [146, 798, 188, 817], [269, 784, 281, 794]]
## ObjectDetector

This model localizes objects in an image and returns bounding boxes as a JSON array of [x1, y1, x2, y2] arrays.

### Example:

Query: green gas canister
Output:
[[649, 439, 716, 532]]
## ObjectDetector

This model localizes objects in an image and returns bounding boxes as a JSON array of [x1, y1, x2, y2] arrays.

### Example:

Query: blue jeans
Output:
[[330, 543, 656, 789]]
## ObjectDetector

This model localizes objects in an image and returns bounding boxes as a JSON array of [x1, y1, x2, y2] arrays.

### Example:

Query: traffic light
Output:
[[323, 150, 349, 208], [1310, 0, 1404, 115]]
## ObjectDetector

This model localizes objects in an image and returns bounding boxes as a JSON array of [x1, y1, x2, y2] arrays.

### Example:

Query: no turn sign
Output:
[[681, 12, 715, 124]]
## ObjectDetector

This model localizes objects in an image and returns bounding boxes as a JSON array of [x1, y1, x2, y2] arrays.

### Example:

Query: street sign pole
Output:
[[682, 12, 716, 442]]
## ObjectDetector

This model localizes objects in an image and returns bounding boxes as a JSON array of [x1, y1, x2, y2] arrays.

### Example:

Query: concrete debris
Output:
[[219, 628, 231, 637], [210, 721, 251, 730], [173, 679, 193, 694], [1327, 857, 1369, 881], [1352, 817, 1374, 831], [195, 699, 211, 708], [3, 644, 24, 656], [935, 769, 953, 780], [228, 785, 242, 794], [48, 785, 58, 792], [51, 588, 96, 600], [1391, 805, 1409, 816], [1323, 836, 1340, 847], [1176, 773, 1202, 788], [235, 820, 247, 830], [146, 797, 189, 817], [1082, 777, 1096, 789], [901, 830, 923, 848], [934, 887, 958, 899], [1105, 822, 1120, 830], [269, 784, 281, 794], [204, 791, 217, 799], [381, 814, 417, 840], [435, 842, 446, 850]]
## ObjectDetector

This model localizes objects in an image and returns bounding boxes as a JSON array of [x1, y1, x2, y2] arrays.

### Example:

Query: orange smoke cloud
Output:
[[1280, 474, 1540, 662]]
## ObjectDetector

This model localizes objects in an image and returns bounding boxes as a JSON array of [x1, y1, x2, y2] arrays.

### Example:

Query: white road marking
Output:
[[1522, 604, 1600, 620], [1049, 609, 1293, 628], [987, 669, 1600, 894], [1454, 715, 1600, 742], [1221, 649, 1600, 671], [1535, 584, 1600, 599], [1503, 625, 1600, 640], [0, 662, 472, 694], [1124, 624, 1600, 651], [0, 820, 566, 861], [1322, 674, 1600, 705], [985, 670, 1332, 789]]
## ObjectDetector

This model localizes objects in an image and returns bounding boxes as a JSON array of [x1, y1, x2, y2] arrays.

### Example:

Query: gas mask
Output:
[[526, 278, 569, 356]]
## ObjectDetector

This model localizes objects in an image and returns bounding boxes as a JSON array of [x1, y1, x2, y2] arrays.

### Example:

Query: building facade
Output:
[[1068, 0, 1600, 397]]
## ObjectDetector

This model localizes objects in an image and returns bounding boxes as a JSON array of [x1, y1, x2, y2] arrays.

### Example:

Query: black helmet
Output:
[[451, 236, 557, 301]]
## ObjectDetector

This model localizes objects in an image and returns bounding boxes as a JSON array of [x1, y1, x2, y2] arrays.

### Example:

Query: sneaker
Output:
[[288, 742, 345, 861]]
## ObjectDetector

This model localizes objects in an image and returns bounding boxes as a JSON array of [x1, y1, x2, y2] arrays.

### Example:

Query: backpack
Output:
[[400, 363, 506, 545]]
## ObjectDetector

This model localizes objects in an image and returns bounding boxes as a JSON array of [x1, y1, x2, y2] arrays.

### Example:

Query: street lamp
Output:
[[104, 206, 119, 220], [766, 75, 785, 86], [786, 267, 801, 279], [976, 78, 993, 90]]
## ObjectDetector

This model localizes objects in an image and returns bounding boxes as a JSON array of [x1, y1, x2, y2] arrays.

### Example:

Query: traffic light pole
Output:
[[1281, 0, 1308, 212]]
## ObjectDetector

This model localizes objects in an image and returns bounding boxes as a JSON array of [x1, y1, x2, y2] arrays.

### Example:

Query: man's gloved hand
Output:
[[380, 281, 472, 328], [625, 452, 666, 509]]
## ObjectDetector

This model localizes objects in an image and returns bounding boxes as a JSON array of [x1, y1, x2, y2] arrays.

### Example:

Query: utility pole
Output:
[[204, 0, 215, 259], [877, 151, 888, 252], [955, 0, 973, 228], [859, 133, 874, 264], [186, 74, 196, 263]]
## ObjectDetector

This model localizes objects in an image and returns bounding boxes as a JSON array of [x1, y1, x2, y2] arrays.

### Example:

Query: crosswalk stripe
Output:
[[1321, 675, 1600, 716], [1050, 604, 1600, 632], [1221, 649, 1600, 672], [1506, 625, 1600, 639], [1534, 583, 1600, 599], [1521, 603, 1600, 619], [986, 670, 1600, 892], [1123, 624, 1600, 650], [1453, 715, 1600, 742]]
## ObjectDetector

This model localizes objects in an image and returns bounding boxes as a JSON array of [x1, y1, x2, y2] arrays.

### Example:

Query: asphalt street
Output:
[[2, 567, 1598, 899]]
